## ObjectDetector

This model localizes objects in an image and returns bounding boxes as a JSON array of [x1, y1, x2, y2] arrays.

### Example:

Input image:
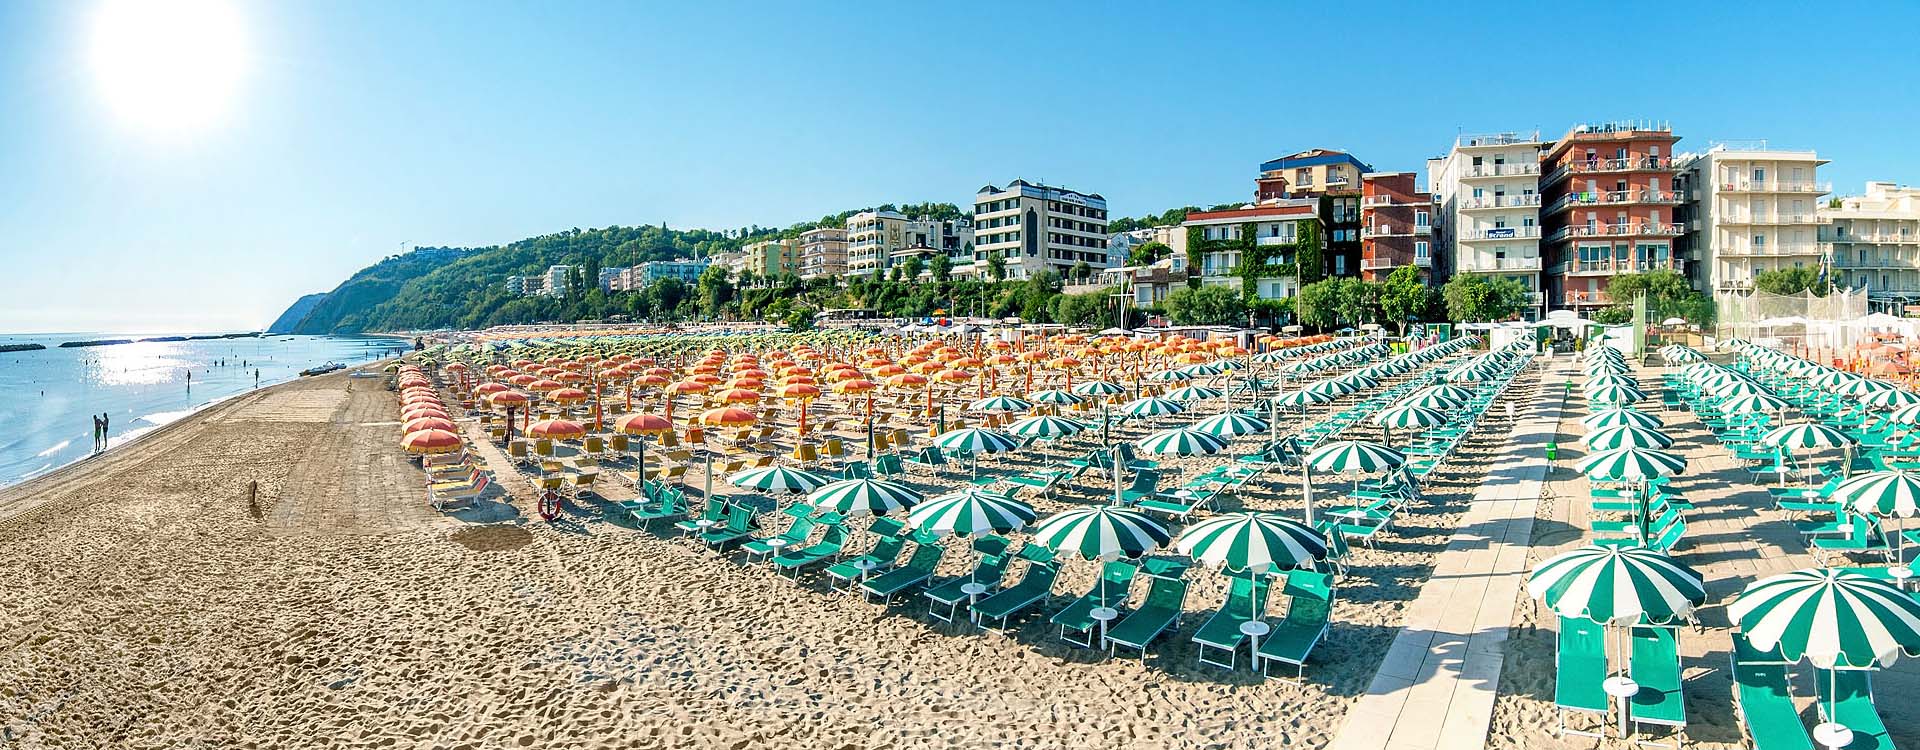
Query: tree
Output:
[[1249, 297, 1293, 328], [1128, 241, 1171, 267], [1165, 285, 1246, 326], [646, 278, 687, 320], [783, 308, 814, 331], [929, 254, 952, 282], [1441, 275, 1530, 322], [1377, 266, 1433, 334], [1332, 278, 1381, 328], [1753, 267, 1829, 297], [1071, 261, 1092, 283], [900, 256, 925, 282], [986, 252, 1007, 282], [1293, 222, 1324, 284], [1296, 279, 1340, 329], [1601, 269, 1715, 325], [696, 265, 734, 319]]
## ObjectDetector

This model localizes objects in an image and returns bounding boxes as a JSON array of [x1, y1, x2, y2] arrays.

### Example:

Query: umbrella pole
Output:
[[1302, 466, 1314, 529]]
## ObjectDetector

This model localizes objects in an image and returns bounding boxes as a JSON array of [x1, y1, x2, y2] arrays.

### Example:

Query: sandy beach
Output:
[[0, 354, 1546, 749]]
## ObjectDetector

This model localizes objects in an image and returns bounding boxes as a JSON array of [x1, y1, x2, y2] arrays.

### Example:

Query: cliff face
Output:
[[284, 249, 464, 334], [266, 294, 326, 334]]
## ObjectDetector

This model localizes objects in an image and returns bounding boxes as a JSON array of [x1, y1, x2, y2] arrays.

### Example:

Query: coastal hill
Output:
[[282, 204, 967, 334], [267, 293, 327, 334]]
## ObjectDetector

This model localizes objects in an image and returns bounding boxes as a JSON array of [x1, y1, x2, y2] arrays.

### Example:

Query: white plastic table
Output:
[[760, 538, 788, 563], [694, 519, 716, 531], [1603, 676, 1640, 739], [961, 582, 988, 622], [1089, 606, 1119, 643], [1240, 620, 1271, 671], [1813, 722, 1855, 750], [851, 558, 878, 583]]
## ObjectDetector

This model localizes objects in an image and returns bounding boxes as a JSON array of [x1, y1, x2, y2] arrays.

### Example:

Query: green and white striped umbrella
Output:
[[1072, 380, 1128, 397], [969, 395, 1033, 413], [1528, 545, 1706, 625], [1123, 396, 1187, 417], [1306, 440, 1406, 474], [1177, 362, 1226, 377], [1582, 424, 1675, 450], [1165, 385, 1225, 402], [1275, 389, 1335, 407], [1711, 380, 1768, 400], [1338, 374, 1381, 390], [1584, 373, 1640, 391], [1758, 423, 1856, 452], [1584, 359, 1630, 375], [1862, 388, 1920, 410], [726, 466, 834, 494], [1721, 393, 1789, 414], [1576, 446, 1688, 481], [1580, 408, 1664, 430], [1420, 384, 1477, 402], [908, 490, 1038, 537], [933, 427, 1022, 454], [1136, 427, 1230, 455], [1835, 470, 1920, 518], [1175, 512, 1328, 573], [1028, 389, 1085, 405], [1193, 412, 1270, 437], [806, 478, 925, 517], [1372, 405, 1448, 429], [1308, 379, 1360, 397], [1585, 384, 1647, 404], [1148, 369, 1194, 382], [1007, 414, 1087, 440], [1399, 392, 1466, 411], [1031, 506, 1172, 561], [1729, 568, 1920, 668], [1837, 378, 1897, 398], [1888, 403, 1920, 426], [1445, 366, 1493, 383]]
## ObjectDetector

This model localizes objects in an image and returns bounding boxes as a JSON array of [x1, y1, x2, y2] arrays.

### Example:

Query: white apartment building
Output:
[[971, 180, 1110, 280], [1427, 131, 1546, 316], [798, 227, 848, 279], [1823, 182, 1920, 310], [845, 210, 907, 277], [541, 265, 573, 297], [1675, 142, 1829, 293]]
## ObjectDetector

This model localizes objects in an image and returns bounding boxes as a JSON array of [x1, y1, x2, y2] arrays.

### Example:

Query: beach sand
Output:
[[1, 365, 1540, 749]]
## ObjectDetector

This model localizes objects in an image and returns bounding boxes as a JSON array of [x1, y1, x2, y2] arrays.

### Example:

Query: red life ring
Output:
[[537, 491, 562, 521]]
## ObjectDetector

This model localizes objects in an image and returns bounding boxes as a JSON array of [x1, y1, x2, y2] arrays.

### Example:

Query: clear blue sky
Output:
[[2, 0, 1915, 333]]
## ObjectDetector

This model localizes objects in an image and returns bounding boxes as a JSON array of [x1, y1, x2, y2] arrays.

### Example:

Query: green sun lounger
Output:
[[1554, 616, 1609, 738], [1193, 573, 1273, 670], [1814, 669, 1891, 750], [1104, 572, 1188, 659], [924, 536, 1015, 623], [825, 517, 909, 591], [1731, 634, 1813, 750], [698, 503, 757, 549], [619, 489, 685, 529], [1118, 469, 1163, 505], [673, 495, 728, 535], [971, 547, 1060, 631], [742, 505, 820, 561], [771, 524, 849, 579], [903, 447, 947, 472], [1630, 625, 1686, 746], [1257, 570, 1332, 680], [1052, 561, 1138, 647], [861, 531, 947, 604]]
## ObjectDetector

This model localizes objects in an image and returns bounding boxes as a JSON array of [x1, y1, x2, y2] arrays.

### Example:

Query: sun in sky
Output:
[[88, 0, 249, 133]]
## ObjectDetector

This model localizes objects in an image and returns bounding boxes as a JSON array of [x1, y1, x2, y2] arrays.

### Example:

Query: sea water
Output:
[[0, 333, 407, 488]]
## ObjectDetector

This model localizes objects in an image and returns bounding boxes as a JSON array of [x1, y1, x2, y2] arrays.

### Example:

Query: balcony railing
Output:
[[1526, 291, 1546, 306], [1360, 195, 1398, 207], [1545, 189, 1684, 214], [1825, 233, 1920, 245], [1458, 194, 1542, 210], [1361, 258, 1401, 271], [1718, 212, 1818, 226], [1566, 258, 1681, 276], [1414, 256, 1433, 267], [1457, 256, 1542, 272], [1566, 290, 1612, 306], [1545, 157, 1675, 185], [1547, 223, 1685, 241], [1362, 225, 1431, 238], [1720, 180, 1832, 194], [1460, 226, 1542, 241], [1464, 163, 1541, 178]]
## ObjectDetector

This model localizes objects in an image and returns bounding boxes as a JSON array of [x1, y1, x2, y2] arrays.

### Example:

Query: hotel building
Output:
[[845, 210, 913, 277], [1179, 199, 1322, 301], [1674, 142, 1829, 293], [971, 180, 1110, 280], [740, 238, 800, 280], [1539, 121, 1683, 312], [1427, 131, 1547, 317], [1823, 182, 1920, 311], [1357, 172, 1433, 283], [1255, 149, 1370, 278], [798, 227, 848, 279]]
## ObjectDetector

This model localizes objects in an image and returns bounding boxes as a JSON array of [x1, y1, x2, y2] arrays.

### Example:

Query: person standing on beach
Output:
[[92, 415, 103, 451]]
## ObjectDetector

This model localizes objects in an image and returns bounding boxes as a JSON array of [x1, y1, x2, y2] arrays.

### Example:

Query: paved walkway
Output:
[[1328, 359, 1569, 750]]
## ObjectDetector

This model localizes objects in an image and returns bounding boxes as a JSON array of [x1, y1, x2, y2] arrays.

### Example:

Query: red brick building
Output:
[[1359, 172, 1433, 282], [1539, 122, 1684, 311]]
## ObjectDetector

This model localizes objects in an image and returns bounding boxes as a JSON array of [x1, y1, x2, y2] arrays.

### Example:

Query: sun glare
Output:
[[89, 0, 248, 133]]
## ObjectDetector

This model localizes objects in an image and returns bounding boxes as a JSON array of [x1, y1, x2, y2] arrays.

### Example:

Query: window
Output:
[[1752, 167, 1766, 183], [1753, 234, 1766, 248], [1415, 210, 1429, 227], [1415, 241, 1430, 260], [1333, 256, 1347, 275]]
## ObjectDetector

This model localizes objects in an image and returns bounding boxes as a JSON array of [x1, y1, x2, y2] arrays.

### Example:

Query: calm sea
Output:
[[0, 333, 407, 488]]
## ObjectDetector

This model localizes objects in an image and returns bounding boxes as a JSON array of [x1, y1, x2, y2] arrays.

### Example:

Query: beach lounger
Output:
[[1117, 469, 1162, 505], [1052, 561, 1138, 648], [1811, 515, 1892, 565], [428, 474, 488, 511], [1193, 573, 1273, 670], [742, 505, 820, 563], [674, 496, 729, 535], [1104, 571, 1188, 659], [903, 447, 947, 473], [824, 517, 909, 591], [1257, 570, 1332, 680], [771, 523, 849, 579], [616, 487, 685, 529], [923, 536, 1014, 623], [1630, 625, 1686, 747], [698, 503, 757, 549], [873, 453, 907, 478], [972, 548, 1061, 632], [1553, 616, 1609, 738], [1731, 634, 1813, 750], [1814, 669, 1892, 750], [861, 531, 947, 604]]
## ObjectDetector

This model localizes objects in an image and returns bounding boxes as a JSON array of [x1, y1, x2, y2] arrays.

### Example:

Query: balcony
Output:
[[1463, 163, 1541, 178], [1564, 258, 1681, 276], [1718, 244, 1828, 258], [1459, 194, 1542, 210], [1717, 212, 1819, 226], [1360, 195, 1400, 208], [1361, 257, 1402, 271], [1456, 256, 1542, 273], [1545, 189, 1685, 214], [1526, 291, 1546, 307], [1544, 157, 1676, 185], [1362, 224, 1432, 239], [1720, 180, 1831, 194], [1460, 226, 1542, 241], [1824, 233, 1920, 245], [1566, 290, 1613, 307], [1414, 256, 1433, 268], [1256, 235, 1300, 247], [1547, 223, 1685, 242]]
